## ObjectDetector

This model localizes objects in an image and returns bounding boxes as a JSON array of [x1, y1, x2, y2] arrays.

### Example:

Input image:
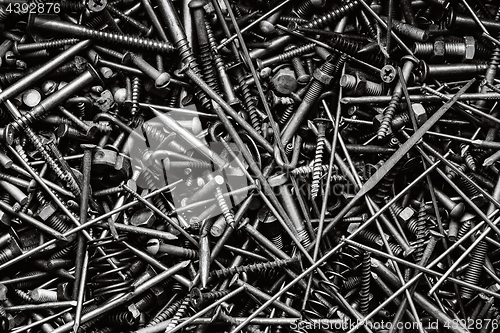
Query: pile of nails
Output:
[[2, 0, 500, 332]]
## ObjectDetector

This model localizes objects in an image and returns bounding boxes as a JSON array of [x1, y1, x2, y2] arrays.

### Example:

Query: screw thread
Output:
[[294, 0, 319, 18], [278, 43, 316, 62], [370, 159, 403, 205], [278, 103, 295, 126], [102, 311, 136, 326], [457, 174, 484, 203], [388, 242, 403, 257], [206, 21, 233, 98], [412, 201, 429, 262], [176, 40, 212, 110], [344, 275, 362, 290], [199, 42, 222, 96], [22, 127, 74, 192], [462, 240, 488, 299], [82, 26, 174, 52], [215, 187, 236, 228], [13, 289, 32, 304], [107, 4, 150, 34], [270, 234, 284, 250], [16, 38, 80, 53], [377, 92, 401, 139], [236, 74, 262, 134], [47, 214, 72, 234], [298, 228, 312, 248], [59, 0, 85, 12], [311, 131, 325, 199], [165, 297, 190, 332], [291, 164, 331, 176], [29, 289, 58, 303], [304, 0, 361, 29], [210, 257, 298, 279], [134, 292, 156, 311], [359, 251, 371, 315], [279, 15, 309, 24], [13, 271, 45, 289], [0, 4, 9, 23], [340, 74, 357, 90], [460, 144, 477, 171], [147, 297, 186, 327], [357, 229, 384, 247], [446, 163, 467, 180], [142, 122, 168, 145], [130, 76, 141, 116], [365, 81, 383, 96], [48, 241, 77, 260], [457, 220, 472, 243]]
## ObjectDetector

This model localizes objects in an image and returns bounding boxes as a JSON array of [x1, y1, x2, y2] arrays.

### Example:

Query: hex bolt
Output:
[[340, 73, 383, 96]]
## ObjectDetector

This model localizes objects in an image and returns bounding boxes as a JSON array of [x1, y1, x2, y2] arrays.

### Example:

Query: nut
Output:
[[464, 36, 475, 60]]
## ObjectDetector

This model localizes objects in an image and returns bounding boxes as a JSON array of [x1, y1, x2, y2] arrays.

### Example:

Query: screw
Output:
[[377, 55, 418, 140], [29, 16, 174, 53]]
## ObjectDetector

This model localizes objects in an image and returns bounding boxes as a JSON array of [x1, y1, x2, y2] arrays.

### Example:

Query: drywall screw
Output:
[[29, 16, 175, 53], [190, 288, 230, 308], [311, 116, 328, 200], [377, 55, 418, 140]]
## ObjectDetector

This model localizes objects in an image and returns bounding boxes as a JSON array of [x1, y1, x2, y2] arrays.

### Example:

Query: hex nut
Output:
[[464, 36, 475, 60], [433, 37, 445, 60], [412, 103, 428, 126], [398, 207, 415, 224]]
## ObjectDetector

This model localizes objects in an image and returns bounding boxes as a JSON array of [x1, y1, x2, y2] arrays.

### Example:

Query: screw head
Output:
[[1, 124, 14, 146], [87, 0, 107, 12], [381, 65, 396, 83], [154, 72, 171, 89], [190, 287, 204, 307]]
